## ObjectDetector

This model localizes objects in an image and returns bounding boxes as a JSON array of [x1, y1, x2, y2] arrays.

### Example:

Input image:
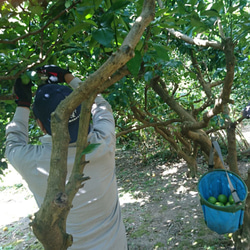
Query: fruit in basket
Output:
[[207, 196, 217, 204], [217, 194, 228, 204], [215, 201, 224, 206], [228, 194, 235, 204]]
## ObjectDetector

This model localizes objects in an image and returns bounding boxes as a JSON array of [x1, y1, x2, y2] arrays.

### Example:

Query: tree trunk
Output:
[[233, 170, 250, 249], [226, 122, 240, 175]]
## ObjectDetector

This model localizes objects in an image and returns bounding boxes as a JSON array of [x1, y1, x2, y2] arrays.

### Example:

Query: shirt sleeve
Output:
[[85, 95, 116, 160], [5, 107, 37, 174], [69, 77, 82, 90]]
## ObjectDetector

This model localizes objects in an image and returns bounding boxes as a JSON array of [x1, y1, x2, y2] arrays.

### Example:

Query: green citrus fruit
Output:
[[228, 194, 235, 204], [217, 194, 228, 204], [207, 196, 217, 204], [215, 201, 224, 206], [225, 202, 231, 206], [21, 74, 30, 85]]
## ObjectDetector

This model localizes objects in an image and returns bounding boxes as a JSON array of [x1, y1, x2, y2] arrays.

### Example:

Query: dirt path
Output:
[[1, 127, 250, 249]]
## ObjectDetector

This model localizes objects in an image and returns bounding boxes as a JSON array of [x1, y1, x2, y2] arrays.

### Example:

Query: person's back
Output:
[[5, 73, 127, 249]]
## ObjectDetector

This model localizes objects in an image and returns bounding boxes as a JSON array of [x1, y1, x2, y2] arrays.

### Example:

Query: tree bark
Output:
[[233, 170, 250, 249], [224, 104, 240, 175]]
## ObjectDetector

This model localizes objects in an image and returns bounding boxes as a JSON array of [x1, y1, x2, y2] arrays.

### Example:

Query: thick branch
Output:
[[190, 50, 212, 98], [150, 76, 196, 122], [220, 38, 235, 102], [116, 119, 181, 137]]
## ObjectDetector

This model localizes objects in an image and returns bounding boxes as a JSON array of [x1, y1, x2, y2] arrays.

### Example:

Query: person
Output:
[[5, 65, 128, 250]]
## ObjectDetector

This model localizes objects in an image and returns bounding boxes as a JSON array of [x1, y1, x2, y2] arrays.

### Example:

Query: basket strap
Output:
[[211, 140, 241, 204], [208, 146, 214, 170]]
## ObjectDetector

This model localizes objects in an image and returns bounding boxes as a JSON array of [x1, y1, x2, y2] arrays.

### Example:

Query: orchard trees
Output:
[[111, 1, 250, 177]]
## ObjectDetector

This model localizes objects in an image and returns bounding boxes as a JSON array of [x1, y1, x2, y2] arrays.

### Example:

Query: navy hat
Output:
[[33, 84, 80, 143]]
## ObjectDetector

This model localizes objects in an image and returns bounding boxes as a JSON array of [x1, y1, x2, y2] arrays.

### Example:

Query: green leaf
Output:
[[80, 143, 101, 156], [210, 2, 224, 14], [92, 28, 114, 47], [108, 0, 131, 12], [30, 5, 44, 16], [65, 0, 71, 8], [64, 21, 97, 41], [152, 43, 170, 61], [228, 6, 239, 13], [184, 71, 197, 80], [202, 10, 220, 17], [144, 71, 153, 82], [126, 50, 142, 76]]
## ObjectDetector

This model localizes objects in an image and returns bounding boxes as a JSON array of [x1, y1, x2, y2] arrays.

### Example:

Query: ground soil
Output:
[[1, 127, 250, 250]]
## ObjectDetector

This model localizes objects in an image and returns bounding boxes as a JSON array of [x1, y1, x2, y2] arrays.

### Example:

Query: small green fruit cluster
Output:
[[207, 194, 235, 206]]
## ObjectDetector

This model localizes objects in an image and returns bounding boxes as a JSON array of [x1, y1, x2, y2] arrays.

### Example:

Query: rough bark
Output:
[[233, 170, 250, 250], [224, 104, 240, 175]]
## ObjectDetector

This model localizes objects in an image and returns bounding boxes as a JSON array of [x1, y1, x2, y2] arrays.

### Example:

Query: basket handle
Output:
[[209, 139, 241, 204]]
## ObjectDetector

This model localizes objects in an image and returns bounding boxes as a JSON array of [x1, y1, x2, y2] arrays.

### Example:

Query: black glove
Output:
[[36, 65, 70, 84], [14, 78, 33, 108], [243, 102, 250, 119]]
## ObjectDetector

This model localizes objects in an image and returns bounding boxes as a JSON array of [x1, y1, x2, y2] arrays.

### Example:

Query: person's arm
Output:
[[5, 78, 42, 175], [82, 94, 116, 162], [4, 106, 45, 181], [90, 94, 115, 139]]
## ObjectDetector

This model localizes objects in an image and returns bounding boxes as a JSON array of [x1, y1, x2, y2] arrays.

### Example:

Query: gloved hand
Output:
[[14, 78, 33, 108], [243, 102, 250, 119], [36, 65, 70, 84]]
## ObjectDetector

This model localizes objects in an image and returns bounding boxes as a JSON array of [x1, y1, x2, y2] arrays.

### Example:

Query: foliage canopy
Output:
[[0, 0, 249, 173]]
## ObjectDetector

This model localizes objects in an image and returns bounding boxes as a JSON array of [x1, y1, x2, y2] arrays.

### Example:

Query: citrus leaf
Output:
[[108, 0, 131, 12], [92, 28, 114, 47], [64, 22, 97, 41], [127, 50, 142, 76], [80, 143, 101, 156], [152, 43, 170, 61]]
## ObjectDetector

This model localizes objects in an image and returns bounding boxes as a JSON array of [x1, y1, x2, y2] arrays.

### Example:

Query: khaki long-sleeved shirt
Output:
[[5, 78, 127, 250]]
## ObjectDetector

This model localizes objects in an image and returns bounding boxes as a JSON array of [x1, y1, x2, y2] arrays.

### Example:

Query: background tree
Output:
[[0, 0, 249, 249]]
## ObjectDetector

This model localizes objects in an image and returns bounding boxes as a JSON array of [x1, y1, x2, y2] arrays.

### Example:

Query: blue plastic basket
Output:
[[198, 169, 248, 234]]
